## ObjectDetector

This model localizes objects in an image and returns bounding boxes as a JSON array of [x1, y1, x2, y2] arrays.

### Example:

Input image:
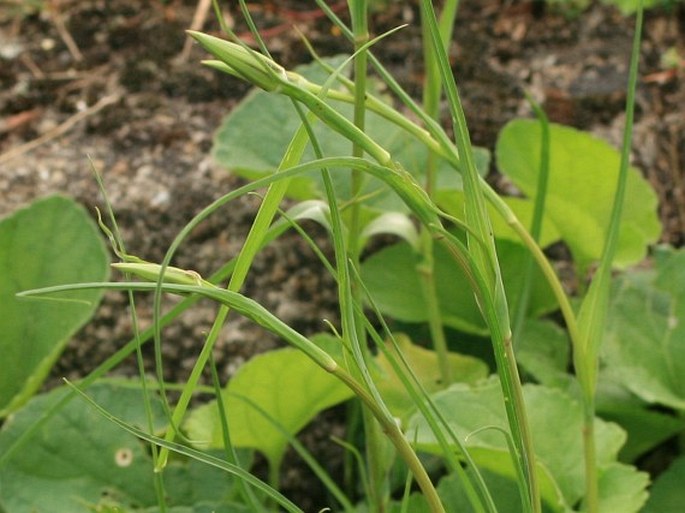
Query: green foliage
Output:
[[0, 382, 244, 513], [408, 379, 649, 512], [184, 338, 354, 470], [495, 120, 660, 271], [603, 246, 685, 409], [361, 238, 557, 335], [0, 195, 109, 416], [211, 58, 489, 218], [642, 456, 685, 513], [5, 2, 676, 513]]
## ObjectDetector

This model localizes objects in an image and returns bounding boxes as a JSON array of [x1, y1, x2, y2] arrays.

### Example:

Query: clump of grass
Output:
[[12, 1, 651, 513]]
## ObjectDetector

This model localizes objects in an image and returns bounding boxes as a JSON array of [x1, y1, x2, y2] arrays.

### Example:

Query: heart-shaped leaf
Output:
[[496, 120, 660, 269], [0, 195, 109, 416], [185, 337, 354, 470]]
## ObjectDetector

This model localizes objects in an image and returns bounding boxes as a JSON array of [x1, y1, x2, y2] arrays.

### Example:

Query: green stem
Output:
[[419, 1, 539, 510], [348, 3, 390, 511], [416, 0, 460, 387], [332, 369, 447, 513], [582, 399, 599, 512], [348, 0, 369, 260], [574, 5, 644, 511], [512, 96, 550, 342], [155, 122, 312, 470]]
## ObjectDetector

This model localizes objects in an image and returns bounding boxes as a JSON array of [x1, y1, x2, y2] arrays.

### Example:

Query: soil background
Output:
[[1, 0, 684, 510]]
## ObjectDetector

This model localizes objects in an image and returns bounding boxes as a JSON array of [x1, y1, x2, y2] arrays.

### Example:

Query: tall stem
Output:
[[417, 0, 460, 387], [348, 3, 390, 511]]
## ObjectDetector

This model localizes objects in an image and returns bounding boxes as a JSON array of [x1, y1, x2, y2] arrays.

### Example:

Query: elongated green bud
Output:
[[188, 31, 286, 92], [112, 262, 210, 287], [193, 32, 391, 164]]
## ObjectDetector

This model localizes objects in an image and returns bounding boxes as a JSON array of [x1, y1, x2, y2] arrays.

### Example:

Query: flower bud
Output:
[[188, 31, 286, 91]]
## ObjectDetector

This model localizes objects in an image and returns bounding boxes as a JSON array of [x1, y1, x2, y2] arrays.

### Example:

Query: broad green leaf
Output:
[[603, 247, 685, 410], [0, 382, 243, 513], [184, 344, 354, 469], [642, 456, 685, 513], [360, 238, 557, 335], [0, 195, 109, 416], [409, 379, 629, 510], [496, 120, 660, 269], [516, 319, 571, 388], [594, 463, 649, 513], [374, 334, 488, 419], [212, 58, 489, 214]]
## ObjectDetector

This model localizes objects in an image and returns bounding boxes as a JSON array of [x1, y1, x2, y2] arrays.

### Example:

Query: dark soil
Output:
[[1, 0, 684, 510]]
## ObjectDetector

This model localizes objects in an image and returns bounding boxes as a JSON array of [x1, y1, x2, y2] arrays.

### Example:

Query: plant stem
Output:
[[155, 122, 312, 471], [332, 369, 447, 513], [348, 3, 390, 511], [512, 96, 550, 342], [419, 1, 539, 510], [416, 0, 460, 387]]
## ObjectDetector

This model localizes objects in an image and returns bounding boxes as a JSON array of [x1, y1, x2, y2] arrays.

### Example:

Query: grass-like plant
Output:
[[6, 1, 675, 513]]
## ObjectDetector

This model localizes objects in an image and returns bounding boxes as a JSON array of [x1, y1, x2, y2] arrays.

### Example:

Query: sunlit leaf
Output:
[[185, 341, 354, 469], [496, 120, 660, 269], [374, 334, 488, 419], [594, 463, 649, 513]]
